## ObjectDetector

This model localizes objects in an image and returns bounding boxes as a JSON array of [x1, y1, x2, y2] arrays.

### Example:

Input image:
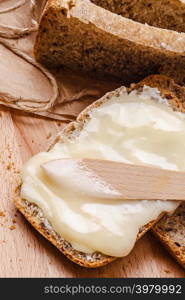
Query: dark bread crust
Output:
[[34, 0, 185, 85], [15, 74, 185, 268], [91, 0, 185, 33]]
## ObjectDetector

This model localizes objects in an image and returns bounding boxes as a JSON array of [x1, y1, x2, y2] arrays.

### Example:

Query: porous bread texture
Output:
[[91, 0, 185, 33], [15, 74, 184, 268], [153, 203, 185, 269], [34, 0, 185, 85]]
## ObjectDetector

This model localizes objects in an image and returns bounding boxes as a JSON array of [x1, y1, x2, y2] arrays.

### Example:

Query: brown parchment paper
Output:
[[0, 0, 120, 121]]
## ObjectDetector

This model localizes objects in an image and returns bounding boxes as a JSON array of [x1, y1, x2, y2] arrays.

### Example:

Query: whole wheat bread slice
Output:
[[34, 0, 185, 85], [152, 203, 185, 269], [91, 0, 185, 33], [15, 74, 185, 268]]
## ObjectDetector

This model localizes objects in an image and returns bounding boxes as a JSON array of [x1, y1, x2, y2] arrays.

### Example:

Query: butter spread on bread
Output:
[[20, 86, 183, 258]]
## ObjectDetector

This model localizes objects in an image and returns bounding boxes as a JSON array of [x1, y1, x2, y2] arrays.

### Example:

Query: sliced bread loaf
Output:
[[34, 0, 185, 85], [91, 0, 185, 33], [15, 74, 185, 268]]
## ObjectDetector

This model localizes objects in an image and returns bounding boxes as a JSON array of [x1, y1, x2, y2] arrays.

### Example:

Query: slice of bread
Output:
[[34, 0, 185, 85], [15, 74, 185, 268], [152, 202, 185, 269], [91, 0, 185, 33]]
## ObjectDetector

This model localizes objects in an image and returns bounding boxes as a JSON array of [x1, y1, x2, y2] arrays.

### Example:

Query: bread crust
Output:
[[15, 74, 184, 268]]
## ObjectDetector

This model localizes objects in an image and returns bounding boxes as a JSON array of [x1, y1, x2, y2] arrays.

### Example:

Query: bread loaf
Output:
[[34, 0, 185, 85]]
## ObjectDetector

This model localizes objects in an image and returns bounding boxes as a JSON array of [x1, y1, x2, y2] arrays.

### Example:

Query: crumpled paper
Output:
[[0, 0, 119, 121]]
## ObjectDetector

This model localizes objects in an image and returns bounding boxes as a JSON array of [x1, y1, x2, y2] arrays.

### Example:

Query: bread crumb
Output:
[[15, 185, 21, 193], [46, 132, 52, 139], [6, 163, 11, 170], [9, 225, 16, 230], [0, 211, 5, 217], [164, 269, 171, 274]]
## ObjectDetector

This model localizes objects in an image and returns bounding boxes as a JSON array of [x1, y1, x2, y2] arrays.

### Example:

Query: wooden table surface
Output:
[[0, 106, 184, 278]]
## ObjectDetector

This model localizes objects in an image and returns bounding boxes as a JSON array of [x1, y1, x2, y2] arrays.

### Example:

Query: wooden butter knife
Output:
[[42, 158, 185, 201]]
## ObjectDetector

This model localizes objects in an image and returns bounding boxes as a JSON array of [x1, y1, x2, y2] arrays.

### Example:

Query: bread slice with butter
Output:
[[130, 74, 185, 269], [15, 74, 185, 268], [34, 0, 185, 85]]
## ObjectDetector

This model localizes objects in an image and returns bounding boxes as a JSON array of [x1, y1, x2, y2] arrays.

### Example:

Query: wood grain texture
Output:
[[0, 107, 184, 278]]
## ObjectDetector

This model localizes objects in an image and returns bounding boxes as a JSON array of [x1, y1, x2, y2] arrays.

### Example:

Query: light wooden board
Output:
[[0, 106, 184, 278]]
